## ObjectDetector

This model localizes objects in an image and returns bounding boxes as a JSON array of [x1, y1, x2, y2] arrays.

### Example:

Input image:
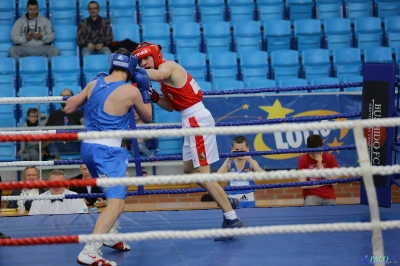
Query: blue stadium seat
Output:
[[52, 85, 82, 97], [239, 51, 269, 82], [138, 0, 167, 24], [364, 46, 393, 63], [48, 0, 77, 26], [345, 0, 373, 22], [53, 25, 78, 56], [324, 18, 352, 54], [83, 55, 109, 86], [232, 21, 262, 53], [51, 56, 81, 87], [153, 105, 183, 155], [0, 25, 13, 57], [310, 77, 341, 92], [168, 0, 197, 23], [270, 50, 300, 82], [0, 143, 16, 162], [142, 23, 171, 53], [172, 22, 201, 54], [0, 0, 17, 26], [342, 75, 363, 92], [0, 57, 17, 89], [263, 20, 291, 52], [18, 86, 50, 125], [384, 16, 400, 52], [278, 78, 308, 93], [79, 0, 107, 21], [198, 0, 226, 23], [177, 52, 208, 81], [316, 0, 343, 22], [112, 23, 140, 42], [151, 81, 161, 94], [227, 0, 255, 22], [374, 0, 400, 20], [0, 88, 16, 128], [246, 79, 276, 93], [18, 0, 47, 18], [197, 81, 213, 91], [286, 0, 314, 22], [203, 21, 232, 53], [213, 80, 244, 90], [208, 51, 238, 83], [396, 46, 400, 74], [333, 47, 362, 82], [354, 17, 383, 52], [257, 0, 284, 22], [294, 19, 322, 52], [19, 56, 48, 87], [109, 0, 137, 24], [163, 52, 176, 61], [301, 49, 331, 83]]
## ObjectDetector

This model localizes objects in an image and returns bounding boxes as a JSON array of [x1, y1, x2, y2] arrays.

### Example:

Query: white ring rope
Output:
[[0, 96, 64, 104], [3, 195, 64, 201], [0, 165, 396, 188], [77, 221, 400, 243], [0, 117, 399, 140]]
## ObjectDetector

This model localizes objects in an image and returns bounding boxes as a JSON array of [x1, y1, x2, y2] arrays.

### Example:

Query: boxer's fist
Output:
[[131, 68, 149, 91]]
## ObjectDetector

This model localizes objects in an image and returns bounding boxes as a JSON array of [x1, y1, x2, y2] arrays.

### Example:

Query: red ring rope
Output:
[[0, 133, 78, 142]]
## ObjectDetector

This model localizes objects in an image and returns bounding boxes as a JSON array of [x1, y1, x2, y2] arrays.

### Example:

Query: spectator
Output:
[[18, 108, 49, 161], [9, 0, 60, 66], [217, 136, 263, 208], [44, 89, 84, 159], [7, 166, 47, 211], [77, 1, 113, 57], [69, 164, 106, 207], [0, 175, 11, 239], [141, 169, 148, 177], [29, 170, 88, 215], [298, 134, 338, 206]]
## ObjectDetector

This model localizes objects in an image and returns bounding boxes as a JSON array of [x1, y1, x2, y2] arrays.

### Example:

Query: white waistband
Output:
[[84, 138, 122, 148], [180, 102, 205, 118]]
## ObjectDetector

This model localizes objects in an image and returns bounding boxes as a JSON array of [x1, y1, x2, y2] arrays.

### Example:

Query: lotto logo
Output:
[[135, 50, 148, 57]]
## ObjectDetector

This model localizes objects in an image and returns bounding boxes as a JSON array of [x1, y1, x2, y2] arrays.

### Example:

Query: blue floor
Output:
[[1, 204, 400, 266]]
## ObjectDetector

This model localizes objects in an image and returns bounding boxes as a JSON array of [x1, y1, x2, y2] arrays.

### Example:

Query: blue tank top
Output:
[[84, 77, 130, 131], [226, 160, 255, 194]]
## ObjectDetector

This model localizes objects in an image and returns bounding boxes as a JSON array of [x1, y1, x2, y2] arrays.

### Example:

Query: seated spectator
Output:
[[18, 108, 49, 161], [9, 0, 60, 66], [77, 1, 112, 57], [44, 89, 84, 159], [298, 134, 338, 206], [217, 136, 263, 208], [69, 164, 106, 207], [29, 170, 88, 215], [0, 175, 11, 239], [7, 166, 47, 211]]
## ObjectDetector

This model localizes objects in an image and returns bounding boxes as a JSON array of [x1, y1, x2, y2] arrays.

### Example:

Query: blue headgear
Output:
[[108, 52, 138, 82]]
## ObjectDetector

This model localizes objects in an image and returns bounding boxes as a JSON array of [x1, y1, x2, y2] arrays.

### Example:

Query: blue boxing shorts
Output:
[[81, 140, 128, 199]]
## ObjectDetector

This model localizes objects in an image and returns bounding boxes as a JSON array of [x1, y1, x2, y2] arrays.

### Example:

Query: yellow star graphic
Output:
[[259, 99, 294, 119], [327, 137, 344, 154], [242, 104, 249, 110]]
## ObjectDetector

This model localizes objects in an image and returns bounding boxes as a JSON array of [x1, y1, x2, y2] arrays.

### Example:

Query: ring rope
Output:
[[2, 177, 360, 201], [1, 117, 400, 142], [392, 177, 400, 187], [0, 166, 399, 190], [1, 220, 400, 247]]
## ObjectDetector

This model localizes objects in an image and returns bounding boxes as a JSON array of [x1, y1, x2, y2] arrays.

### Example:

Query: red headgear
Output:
[[133, 42, 163, 69]]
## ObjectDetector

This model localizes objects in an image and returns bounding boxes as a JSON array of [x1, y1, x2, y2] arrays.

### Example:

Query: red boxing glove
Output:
[[149, 86, 160, 103]]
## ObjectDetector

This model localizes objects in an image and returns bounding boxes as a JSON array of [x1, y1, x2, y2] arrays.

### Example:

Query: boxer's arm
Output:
[[64, 83, 92, 114], [146, 64, 172, 81]]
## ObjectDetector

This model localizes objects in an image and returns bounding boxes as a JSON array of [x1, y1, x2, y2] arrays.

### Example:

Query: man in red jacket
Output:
[[298, 135, 338, 206]]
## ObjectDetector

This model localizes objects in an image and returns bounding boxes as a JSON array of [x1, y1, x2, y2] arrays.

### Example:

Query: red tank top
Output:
[[159, 61, 203, 111]]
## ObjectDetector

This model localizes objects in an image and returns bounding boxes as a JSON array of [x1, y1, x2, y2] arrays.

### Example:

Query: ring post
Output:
[[360, 62, 396, 208]]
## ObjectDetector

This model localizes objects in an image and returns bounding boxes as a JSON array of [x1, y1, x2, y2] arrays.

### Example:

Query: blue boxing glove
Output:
[[132, 68, 152, 103], [89, 72, 108, 83]]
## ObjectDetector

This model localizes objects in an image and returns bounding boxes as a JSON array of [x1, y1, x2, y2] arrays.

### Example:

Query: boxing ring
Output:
[[1, 63, 400, 266]]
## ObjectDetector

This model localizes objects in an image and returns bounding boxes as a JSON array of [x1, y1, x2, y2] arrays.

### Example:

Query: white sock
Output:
[[223, 210, 238, 220]]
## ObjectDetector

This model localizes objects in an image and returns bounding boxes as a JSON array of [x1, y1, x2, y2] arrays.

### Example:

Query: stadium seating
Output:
[[354, 17, 383, 52], [239, 50, 269, 82], [286, 0, 314, 22], [270, 50, 300, 82], [142, 23, 171, 53], [0, 57, 17, 90], [294, 19, 322, 52], [203, 21, 232, 53], [0, 0, 16, 26], [263, 20, 292, 52], [333, 47, 362, 82], [109, 0, 137, 24], [257, 0, 284, 22], [48, 0, 77, 26], [315, 0, 343, 22], [197, 81, 213, 91], [0, 26, 13, 57], [198, 0, 226, 23], [138, 0, 167, 24], [364, 46, 393, 62], [344, 0, 373, 22], [342, 75, 363, 92], [209, 51, 238, 83], [374, 0, 400, 19], [53, 25, 78, 56], [79, 0, 107, 20], [310, 77, 341, 92], [19, 56, 48, 87], [172, 22, 201, 54], [301, 49, 331, 83], [278, 78, 308, 93], [82, 55, 109, 86], [112, 23, 140, 43], [213, 80, 244, 91], [227, 0, 256, 22], [324, 18, 352, 54], [177, 52, 208, 81], [168, 0, 197, 23], [384, 16, 400, 52], [51, 56, 81, 88], [232, 21, 262, 53], [246, 79, 277, 93]]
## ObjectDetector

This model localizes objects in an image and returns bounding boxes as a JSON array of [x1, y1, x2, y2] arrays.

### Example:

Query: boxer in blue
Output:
[[65, 48, 152, 266]]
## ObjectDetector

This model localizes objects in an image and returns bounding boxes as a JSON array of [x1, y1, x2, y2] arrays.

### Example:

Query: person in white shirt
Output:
[[7, 166, 47, 211], [29, 170, 88, 215]]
